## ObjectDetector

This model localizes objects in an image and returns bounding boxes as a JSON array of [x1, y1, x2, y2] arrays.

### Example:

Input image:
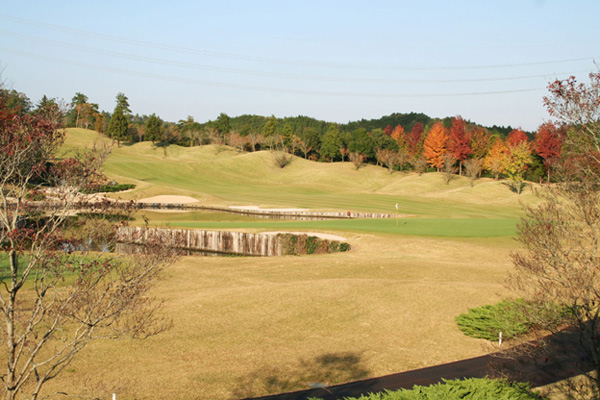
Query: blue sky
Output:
[[1, 0, 598, 130]]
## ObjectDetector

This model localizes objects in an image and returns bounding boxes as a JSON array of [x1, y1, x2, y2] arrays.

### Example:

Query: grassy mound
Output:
[[62, 129, 534, 218]]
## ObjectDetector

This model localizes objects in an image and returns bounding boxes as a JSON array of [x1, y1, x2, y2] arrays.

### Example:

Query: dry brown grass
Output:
[[40, 233, 513, 399]]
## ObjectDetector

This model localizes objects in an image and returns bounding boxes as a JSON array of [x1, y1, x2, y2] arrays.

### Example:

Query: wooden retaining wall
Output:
[[117, 227, 349, 257]]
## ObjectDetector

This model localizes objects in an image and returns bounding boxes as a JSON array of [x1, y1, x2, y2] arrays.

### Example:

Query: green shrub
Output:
[[339, 242, 351, 252], [82, 182, 136, 194], [25, 190, 46, 201], [328, 241, 340, 252], [309, 378, 545, 400], [306, 236, 318, 254], [284, 234, 298, 255], [278, 234, 351, 255], [455, 298, 532, 341]]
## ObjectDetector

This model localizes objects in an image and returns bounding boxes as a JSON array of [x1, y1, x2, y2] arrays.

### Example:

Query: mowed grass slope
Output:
[[64, 128, 532, 220], [42, 129, 527, 399]]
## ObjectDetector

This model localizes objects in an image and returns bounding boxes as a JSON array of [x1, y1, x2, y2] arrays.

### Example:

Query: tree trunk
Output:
[[6, 252, 17, 400]]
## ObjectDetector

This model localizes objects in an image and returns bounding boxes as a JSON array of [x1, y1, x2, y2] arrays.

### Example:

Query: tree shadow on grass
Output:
[[231, 352, 370, 399], [501, 181, 527, 194]]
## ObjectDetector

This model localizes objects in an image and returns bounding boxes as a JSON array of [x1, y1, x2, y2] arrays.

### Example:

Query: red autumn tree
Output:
[[391, 124, 407, 150], [407, 122, 424, 158], [506, 128, 529, 149], [544, 72, 600, 181], [535, 122, 564, 181], [447, 116, 472, 175], [384, 124, 393, 136], [423, 121, 448, 171]]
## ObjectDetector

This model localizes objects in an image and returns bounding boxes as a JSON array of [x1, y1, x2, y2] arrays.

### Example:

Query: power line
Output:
[[0, 29, 590, 85], [0, 47, 545, 98], [0, 12, 595, 72]]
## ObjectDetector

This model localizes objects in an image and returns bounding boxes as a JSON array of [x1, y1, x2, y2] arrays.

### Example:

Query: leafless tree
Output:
[[441, 153, 458, 185], [0, 95, 178, 400], [376, 149, 400, 174], [410, 155, 428, 175], [267, 135, 292, 168], [348, 152, 364, 170], [463, 158, 482, 187], [226, 130, 248, 152], [396, 148, 410, 172], [508, 71, 600, 398], [247, 131, 263, 152], [339, 146, 349, 163], [298, 138, 312, 159]]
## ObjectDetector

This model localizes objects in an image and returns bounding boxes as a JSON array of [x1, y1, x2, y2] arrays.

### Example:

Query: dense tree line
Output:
[[3, 87, 552, 190]]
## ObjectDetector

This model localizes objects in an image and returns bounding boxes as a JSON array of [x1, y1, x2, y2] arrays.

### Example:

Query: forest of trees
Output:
[[2, 88, 561, 189]]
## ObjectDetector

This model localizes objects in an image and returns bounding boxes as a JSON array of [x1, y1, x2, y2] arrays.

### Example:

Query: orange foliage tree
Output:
[[484, 137, 509, 180], [391, 124, 407, 150], [423, 121, 448, 171]]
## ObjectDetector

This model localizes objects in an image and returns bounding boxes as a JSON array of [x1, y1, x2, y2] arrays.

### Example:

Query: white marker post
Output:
[[499, 331, 503, 346], [112, 394, 116, 400], [395, 203, 399, 227]]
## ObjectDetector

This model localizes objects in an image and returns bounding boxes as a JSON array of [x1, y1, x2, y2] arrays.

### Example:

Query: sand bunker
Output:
[[261, 231, 347, 242], [138, 195, 199, 204]]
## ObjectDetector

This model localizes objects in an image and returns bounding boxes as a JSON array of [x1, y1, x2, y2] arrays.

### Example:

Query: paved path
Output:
[[242, 328, 590, 400]]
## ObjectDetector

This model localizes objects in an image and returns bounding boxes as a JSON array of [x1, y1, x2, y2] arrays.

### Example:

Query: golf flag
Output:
[[395, 203, 398, 210]]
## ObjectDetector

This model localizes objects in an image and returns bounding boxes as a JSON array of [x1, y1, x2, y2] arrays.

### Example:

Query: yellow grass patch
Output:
[[41, 234, 513, 400]]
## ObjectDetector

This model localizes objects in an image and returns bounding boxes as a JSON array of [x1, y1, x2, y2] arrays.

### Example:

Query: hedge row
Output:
[[309, 378, 545, 400], [278, 234, 351, 255], [83, 182, 136, 194]]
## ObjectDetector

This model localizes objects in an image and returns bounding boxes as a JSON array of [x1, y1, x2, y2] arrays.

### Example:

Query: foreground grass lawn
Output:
[[39, 129, 526, 399], [42, 234, 515, 400]]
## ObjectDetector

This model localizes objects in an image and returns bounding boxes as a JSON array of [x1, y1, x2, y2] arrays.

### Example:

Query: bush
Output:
[[309, 378, 545, 400], [279, 234, 351, 255], [455, 299, 532, 341], [339, 242, 351, 252], [82, 182, 136, 194], [25, 189, 46, 201], [273, 151, 292, 168], [457, 299, 569, 342]]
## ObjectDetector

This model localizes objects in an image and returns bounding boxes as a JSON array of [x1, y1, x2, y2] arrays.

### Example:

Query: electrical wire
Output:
[[0, 47, 546, 98], [0, 29, 590, 84], [0, 12, 595, 72]]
